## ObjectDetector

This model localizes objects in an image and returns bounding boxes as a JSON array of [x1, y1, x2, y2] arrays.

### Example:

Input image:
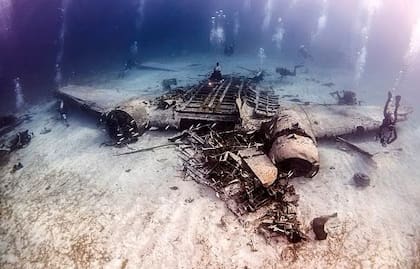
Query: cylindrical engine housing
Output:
[[264, 108, 319, 178]]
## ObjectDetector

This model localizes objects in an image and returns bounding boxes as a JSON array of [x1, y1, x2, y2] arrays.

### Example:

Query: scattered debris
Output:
[[185, 197, 194, 203], [11, 162, 23, 173], [311, 212, 337, 240], [218, 215, 228, 229], [176, 124, 307, 243], [115, 143, 179, 156], [6, 130, 33, 152], [306, 77, 321, 84], [156, 99, 176, 110], [353, 173, 371, 187], [336, 136, 374, 158], [322, 82, 335, 88], [238, 148, 278, 187], [247, 239, 258, 252], [40, 127, 51, 134]]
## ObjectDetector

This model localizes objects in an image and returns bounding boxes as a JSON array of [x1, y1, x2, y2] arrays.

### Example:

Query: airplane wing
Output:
[[58, 84, 413, 143], [291, 104, 382, 139], [289, 104, 412, 139], [57, 85, 138, 113]]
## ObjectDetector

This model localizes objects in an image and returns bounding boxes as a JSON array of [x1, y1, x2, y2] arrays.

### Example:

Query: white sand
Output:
[[1, 54, 419, 268]]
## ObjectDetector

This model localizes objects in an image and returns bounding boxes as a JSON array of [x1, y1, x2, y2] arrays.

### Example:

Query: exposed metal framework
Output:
[[177, 78, 245, 123]]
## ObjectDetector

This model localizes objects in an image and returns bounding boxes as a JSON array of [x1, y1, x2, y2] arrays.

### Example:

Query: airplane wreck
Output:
[[56, 76, 412, 242]]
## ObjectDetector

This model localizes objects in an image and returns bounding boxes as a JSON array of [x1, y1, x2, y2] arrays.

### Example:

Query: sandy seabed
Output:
[[1, 54, 419, 268]]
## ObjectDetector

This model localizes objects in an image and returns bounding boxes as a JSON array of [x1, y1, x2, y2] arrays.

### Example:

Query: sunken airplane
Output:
[[57, 74, 412, 180], [56, 73, 412, 242]]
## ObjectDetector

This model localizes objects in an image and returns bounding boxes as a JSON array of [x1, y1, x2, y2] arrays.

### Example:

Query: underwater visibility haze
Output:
[[0, 0, 420, 268]]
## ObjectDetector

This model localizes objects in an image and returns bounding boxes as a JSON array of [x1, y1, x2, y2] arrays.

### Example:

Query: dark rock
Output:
[[11, 162, 23, 173], [0, 149, 10, 167], [353, 173, 370, 187]]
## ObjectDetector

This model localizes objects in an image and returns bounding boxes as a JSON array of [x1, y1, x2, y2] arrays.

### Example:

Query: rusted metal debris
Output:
[[115, 142, 180, 156], [336, 136, 374, 158], [172, 124, 307, 243], [4, 130, 33, 152], [311, 212, 338, 240], [176, 77, 244, 123], [154, 86, 191, 110], [238, 148, 278, 187], [245, 86, 280, 118]]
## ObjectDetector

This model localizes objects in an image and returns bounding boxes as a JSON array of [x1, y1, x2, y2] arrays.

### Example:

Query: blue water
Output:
[[1, 0, 420, 113]]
